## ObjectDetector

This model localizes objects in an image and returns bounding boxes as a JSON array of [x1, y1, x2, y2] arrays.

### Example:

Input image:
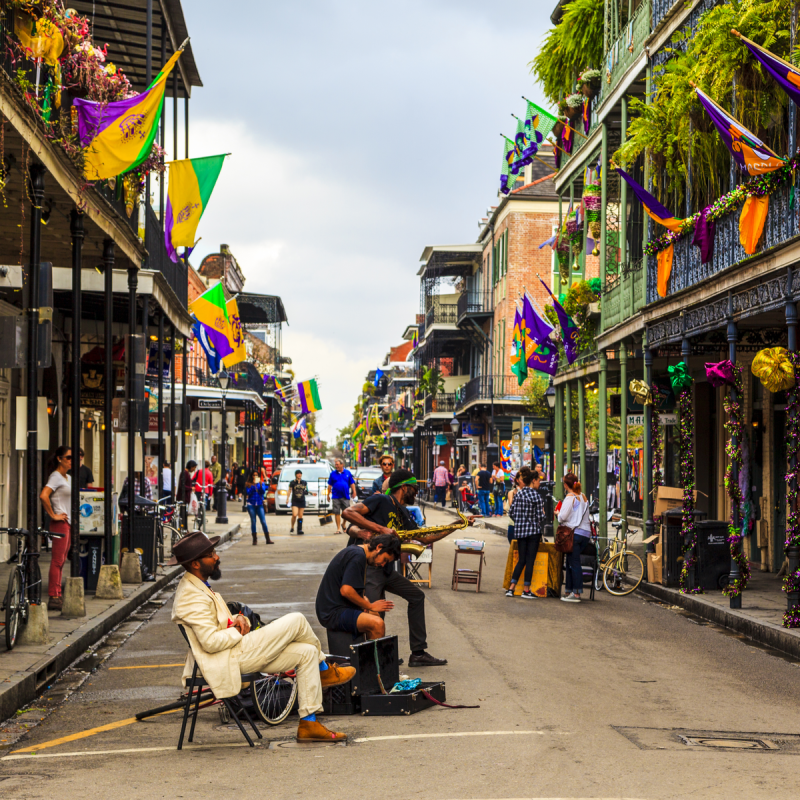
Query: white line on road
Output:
[[2, 743, 254, 761], [353, 730, 555, 742]]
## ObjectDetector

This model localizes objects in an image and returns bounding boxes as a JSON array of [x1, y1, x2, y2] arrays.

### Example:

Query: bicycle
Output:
[[2, 527, 60, 650], [601, 519, 644, 596], [193, 500, 206, 534], [217, 670, 298, 726], [154, 497, 186, 564]]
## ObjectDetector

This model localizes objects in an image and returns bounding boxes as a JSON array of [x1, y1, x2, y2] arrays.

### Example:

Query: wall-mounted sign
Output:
[[198, 399, 222, 410]]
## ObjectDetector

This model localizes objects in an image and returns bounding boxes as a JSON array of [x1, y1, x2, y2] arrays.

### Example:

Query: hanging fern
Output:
[[529, 0, 605, 105], [614, 0, 790, 214]]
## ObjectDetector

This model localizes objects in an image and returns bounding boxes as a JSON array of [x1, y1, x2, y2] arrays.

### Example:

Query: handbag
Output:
[[188, 492, 200, 516], [554, 524, 574, 553]]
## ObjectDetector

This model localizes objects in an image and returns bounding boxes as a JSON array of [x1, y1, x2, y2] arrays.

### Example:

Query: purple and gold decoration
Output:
[[783, 352, 800, 627]]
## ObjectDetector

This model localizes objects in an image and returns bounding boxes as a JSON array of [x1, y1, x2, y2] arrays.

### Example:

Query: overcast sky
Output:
[[180, 0, 552, 442]]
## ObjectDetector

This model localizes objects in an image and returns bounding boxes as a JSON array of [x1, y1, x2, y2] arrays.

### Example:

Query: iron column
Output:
[[102, 239, 114, 563], [69, 210, 84, 577]]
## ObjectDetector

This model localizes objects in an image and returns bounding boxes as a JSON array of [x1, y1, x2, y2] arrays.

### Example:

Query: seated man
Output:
[[315, 533, 401, 640], [170, 531, 355, 742], [342, 468, 474, 667]]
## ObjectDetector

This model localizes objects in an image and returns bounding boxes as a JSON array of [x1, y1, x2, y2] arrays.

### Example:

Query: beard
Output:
[[208, 564, 222, 581]]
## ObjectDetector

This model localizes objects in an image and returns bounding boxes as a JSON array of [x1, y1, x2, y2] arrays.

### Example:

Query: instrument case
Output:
[[360, 681, 446, 716]]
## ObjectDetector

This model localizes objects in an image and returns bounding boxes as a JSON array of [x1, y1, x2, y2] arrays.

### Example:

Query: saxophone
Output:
[[399, 511, 470, 558]]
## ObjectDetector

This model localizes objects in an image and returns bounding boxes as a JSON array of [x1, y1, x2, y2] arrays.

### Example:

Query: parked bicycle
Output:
[[600, 519, 644, 596], [2, 527, 59, 650], [154, 497, 186, 564]]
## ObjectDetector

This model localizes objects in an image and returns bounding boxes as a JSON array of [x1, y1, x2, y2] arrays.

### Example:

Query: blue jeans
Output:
[[247, 504, 269, 535], [494, 493, 504, 516], [477, 489, 491, 517], [434, 486, 447, 507], [565, 533, 592, 595]]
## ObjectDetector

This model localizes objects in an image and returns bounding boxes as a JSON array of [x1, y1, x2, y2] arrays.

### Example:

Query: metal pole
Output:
[[578, 378, 586, 489], [600, 122, 608, 280], [554, 384, 564, 501], [141, 299, 149, 485], [644, 336, 654, 561], [127, 267, 138, 546], [157, 311, 164, 502], [787, 282, 799, 612], [215, 387, 228, 524], [620, 343, 628, 536], [103, 240, 114, 563], [184, 91, 189, 158], [599, 351, 608, 542], [170, 323, 176, 501], [26, 163, 44, 599], [159, 22, 165, 232], [728, 311, 741, 608], [69, 210, 84, 577], [620, 97, 628, 276], [181, 335, 187, 477], [682, 334, 695, 591], [173, 70, 178, 161], [565, 381, 573, 475], [145, 0, 153, 83]]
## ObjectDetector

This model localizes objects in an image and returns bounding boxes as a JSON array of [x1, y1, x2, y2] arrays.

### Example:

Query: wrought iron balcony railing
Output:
[[455, 374, 525, 410], [601, 258, 646, 332], [646, 183, 797, 304], [425, 304, 458, 330], [144, 204, 188, 307], [423, 393, 456, 415], [457, 291, 493, 321]]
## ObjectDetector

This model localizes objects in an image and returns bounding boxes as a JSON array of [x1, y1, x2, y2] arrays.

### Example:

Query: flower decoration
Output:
[[704, 360, 735, 388], [751, 347, 795, 393], [677, 378, 701, 594]]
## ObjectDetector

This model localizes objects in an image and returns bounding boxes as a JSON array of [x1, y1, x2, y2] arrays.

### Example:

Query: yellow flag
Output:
[[222, 298, 247, 367]]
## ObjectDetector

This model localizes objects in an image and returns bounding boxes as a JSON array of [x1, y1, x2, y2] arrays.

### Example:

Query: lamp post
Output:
[[449, 416, 460, 471], [215, 369, 229, 524], [545, 381, 556, 482], [401, 434, 408, 470]]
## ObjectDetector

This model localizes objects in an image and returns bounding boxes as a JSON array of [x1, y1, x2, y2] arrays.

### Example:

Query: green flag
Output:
[[510, 305, 528, 386]]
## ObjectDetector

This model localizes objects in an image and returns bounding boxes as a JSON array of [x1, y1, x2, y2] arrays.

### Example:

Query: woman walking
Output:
[[39, 446, 72, 611], [245, 470, 273, 545], [505, 467, 544, 599], [558, 472, 592, 603]]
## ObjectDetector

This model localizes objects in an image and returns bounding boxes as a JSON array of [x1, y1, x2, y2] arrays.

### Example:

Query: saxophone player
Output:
[[342, 468, 474, 667]]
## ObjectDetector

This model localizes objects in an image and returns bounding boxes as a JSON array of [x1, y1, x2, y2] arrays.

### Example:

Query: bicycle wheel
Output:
[[603, 551, 644, 596], [594, 547, 610, 592], [5, 568, 23, 650], [250, 674, 298, 725]]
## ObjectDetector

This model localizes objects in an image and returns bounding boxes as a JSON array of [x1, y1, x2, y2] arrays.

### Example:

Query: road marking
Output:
[[3, 743, 255, 761], [108, 664, 184, 670], [10, 709, 180, 754], [353, 730, 552, 743]]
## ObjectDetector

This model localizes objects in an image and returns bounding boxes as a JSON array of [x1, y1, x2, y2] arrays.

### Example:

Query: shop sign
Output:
[[198, 399, 222, 409], [456, 438, 473, 446], [463, 423, 484, 435], [627, 414, 645, 426], [659, 413, 678, 426]]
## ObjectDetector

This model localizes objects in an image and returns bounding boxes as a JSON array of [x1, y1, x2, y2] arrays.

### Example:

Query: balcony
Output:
[[601, 259, 646, 332], [597, 0, 651, 110], [646, 183, 797, 305], [455, 374, 525, 411], [145, 204, 189, 307], [425, 304, 458, 331], [457, 291, 493, 324], [423, 393, 456, 416]]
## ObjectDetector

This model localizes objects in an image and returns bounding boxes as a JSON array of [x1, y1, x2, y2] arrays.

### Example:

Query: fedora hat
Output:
[[168, 531, 221, 566]]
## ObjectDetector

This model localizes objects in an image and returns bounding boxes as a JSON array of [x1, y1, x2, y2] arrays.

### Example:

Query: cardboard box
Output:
[[653, 486, 698, 517], [647, 553, 663, 584]]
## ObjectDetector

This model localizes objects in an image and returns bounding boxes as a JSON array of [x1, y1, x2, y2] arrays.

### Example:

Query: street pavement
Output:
[[1, 507, 800, 799]]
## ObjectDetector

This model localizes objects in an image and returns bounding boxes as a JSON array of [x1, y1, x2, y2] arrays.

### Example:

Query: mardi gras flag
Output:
[[540, 278, 578, 364], [373, 368, 385, 388], [510, 304, 528, 386], [191, 319, 221, 373], [189, 283, 234, 360], [522, 291, 554, 363], [529, 340, 560, 376], [695, 86, 785, 176], [222, 297, 246, 367], [734, 31, 800, 109], [292, 416, 307, 440], [500, 135, 518, 195], [513, 115, 538, 173], [297, 379, 322, 413], [524, 100, 558, 145], [411, 329, 418, 351], [74, 48, 183, 181], [353, 420, 366, 441], [616, 168, 684, 233], [165, 154, 227, 263], [500, 440, 513, 471]]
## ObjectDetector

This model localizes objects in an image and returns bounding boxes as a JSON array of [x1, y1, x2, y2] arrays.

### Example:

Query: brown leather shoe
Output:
[[320, 663, 356, 689], [48, 596, 62, 611], [296, 720, 347, 742]]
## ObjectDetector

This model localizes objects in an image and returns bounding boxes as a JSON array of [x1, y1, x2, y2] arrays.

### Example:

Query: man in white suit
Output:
[[170, 531, 355, 742]]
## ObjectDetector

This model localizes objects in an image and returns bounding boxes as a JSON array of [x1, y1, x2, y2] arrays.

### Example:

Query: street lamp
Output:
[[545, 380, 556, 483], [401, 434, 408, 469], [215, 369, 229, 524]]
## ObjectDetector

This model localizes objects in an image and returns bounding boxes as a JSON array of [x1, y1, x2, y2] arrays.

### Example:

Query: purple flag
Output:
[[691, 206, 715, 264], [523, 292, 554, 351], [539, 278, 578, 364], [738, 35, 800, 109], [529, 341, 559, 376]]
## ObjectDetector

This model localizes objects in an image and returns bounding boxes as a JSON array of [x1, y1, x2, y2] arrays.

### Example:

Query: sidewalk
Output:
[[0, 512, 244, 722], [421, 501, 800, 659]]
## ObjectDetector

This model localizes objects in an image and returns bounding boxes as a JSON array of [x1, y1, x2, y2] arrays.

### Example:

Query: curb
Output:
[[635, 579, 800, 660], [0, 523, 241, 724]]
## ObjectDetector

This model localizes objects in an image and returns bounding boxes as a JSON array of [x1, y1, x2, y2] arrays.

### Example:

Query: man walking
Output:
[[476, 461, 492, 518], [432, 460, 449, 508], [370, 454, 394, 496], [210, 455, 222, 510], [327, 458, 356, 535]]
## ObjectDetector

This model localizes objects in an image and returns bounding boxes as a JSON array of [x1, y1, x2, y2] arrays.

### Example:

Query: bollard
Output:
[[95, 564, 124, 599], [61, 577, 87, 617], [120, 551, 143, 584], [17, 603, 50, 645]]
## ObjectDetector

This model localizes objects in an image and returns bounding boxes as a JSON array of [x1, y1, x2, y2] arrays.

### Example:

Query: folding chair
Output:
[[176, 625, 263, 749]]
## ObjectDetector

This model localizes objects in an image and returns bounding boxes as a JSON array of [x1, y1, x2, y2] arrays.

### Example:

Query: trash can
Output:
[[122, 514, 157, 575], [662, 509, 707, 587], [537, 482, 555, 539], [695, 521, 731, 590]]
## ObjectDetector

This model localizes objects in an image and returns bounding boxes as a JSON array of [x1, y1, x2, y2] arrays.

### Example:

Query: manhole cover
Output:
[[613, 727, 800, 754]]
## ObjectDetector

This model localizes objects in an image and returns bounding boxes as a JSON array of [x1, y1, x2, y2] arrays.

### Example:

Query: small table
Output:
[[451, 545, 485, 592]]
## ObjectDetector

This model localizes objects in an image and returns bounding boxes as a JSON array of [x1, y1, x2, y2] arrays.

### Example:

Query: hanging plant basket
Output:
[[579, 69, 601, 100], [553, 118, 566, 139]]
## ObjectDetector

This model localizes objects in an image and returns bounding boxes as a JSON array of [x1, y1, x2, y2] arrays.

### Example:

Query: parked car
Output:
[[354, 468, 383, 500], [274, 463, 333, 514]]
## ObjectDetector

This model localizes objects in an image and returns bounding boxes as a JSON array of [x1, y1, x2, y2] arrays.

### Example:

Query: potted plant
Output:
[[564, 93, 584, 121], [579, 69, 602, 99]]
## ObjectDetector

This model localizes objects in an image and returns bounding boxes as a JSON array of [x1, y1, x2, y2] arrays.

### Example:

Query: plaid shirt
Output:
[[509, 487, 544, 538]]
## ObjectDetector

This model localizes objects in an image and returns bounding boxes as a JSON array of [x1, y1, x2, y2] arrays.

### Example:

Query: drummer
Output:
[[342, 469, 474, 668]]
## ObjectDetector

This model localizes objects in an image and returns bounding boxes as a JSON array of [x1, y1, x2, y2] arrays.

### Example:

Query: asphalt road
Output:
[[2, 507, 800, 800]]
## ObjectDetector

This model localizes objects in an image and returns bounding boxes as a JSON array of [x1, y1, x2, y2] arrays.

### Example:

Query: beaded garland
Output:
[[783, 352, 800, 627], [643, 159, 799, 257], [678, 383, 701, 594], [722, 364, 750, 599]]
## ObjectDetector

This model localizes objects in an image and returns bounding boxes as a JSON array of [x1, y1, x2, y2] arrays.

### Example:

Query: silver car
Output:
[[274, 463, 333, 514]]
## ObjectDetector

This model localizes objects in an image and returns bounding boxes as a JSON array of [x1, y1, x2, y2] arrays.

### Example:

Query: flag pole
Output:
[[731, 29, 798, 72], [522, 95, 588, 139]]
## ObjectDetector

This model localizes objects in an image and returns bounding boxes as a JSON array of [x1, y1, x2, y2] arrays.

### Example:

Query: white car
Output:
[[274, 463, 333, 514]]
